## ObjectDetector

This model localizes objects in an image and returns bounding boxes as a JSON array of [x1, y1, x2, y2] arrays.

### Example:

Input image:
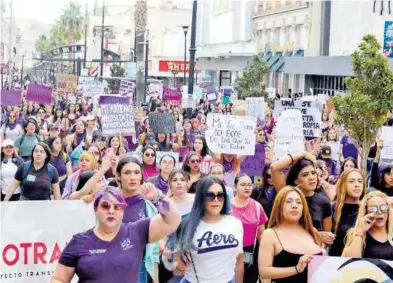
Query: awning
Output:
[[267, 52, 282, 68], [271, 51, 292, 72], [275, 49, 305, 72]]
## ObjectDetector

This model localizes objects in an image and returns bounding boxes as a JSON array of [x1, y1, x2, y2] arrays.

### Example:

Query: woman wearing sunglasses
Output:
[[51, 186, 181, 283], [183, 152, 206, 194], [231, 173, 267, 283], [174, 177, 244, 283], [1, 111, 23, 142], [342, 191, 393, 260], [142, 145, 159, 179]]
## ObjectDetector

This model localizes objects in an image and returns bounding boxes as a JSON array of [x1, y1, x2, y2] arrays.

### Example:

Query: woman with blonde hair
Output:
[[342, 191, 393, 259], [329, 169, 365, 256], [259, 186, 322, 283]]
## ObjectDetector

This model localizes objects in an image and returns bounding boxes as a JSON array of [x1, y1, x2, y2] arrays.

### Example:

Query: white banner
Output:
[[0, 201, 95, 283], [275, 109, 305, 159], [381, 126, 393, 160], [206, 114, 257, 155], [82, 80, 104, 97], [245, 97, 265, 120]]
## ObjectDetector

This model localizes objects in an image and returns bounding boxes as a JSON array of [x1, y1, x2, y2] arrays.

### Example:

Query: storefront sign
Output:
[[159, 60, 192, 73], [383, 21, 393, 58]]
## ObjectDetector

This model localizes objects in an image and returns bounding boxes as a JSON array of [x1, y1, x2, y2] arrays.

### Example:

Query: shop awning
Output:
[[267, 52, 282, 68], [275, 49, 305, 72], [271, 51, 293, 72]]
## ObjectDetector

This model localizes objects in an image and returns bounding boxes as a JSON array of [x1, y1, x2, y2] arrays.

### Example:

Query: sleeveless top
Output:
[[271, 229, 322, 283], [363, 233, 393, 260]]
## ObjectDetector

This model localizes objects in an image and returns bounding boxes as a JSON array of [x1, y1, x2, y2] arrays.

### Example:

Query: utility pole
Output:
[[8, 0, 13, 88], [187, 0, 198, 119], [144, 30, 149, 103], [83, 1, 88, 68], [0, 0, 4, 88], [100, 0, 105, 77], [135, 0, 147, 105]]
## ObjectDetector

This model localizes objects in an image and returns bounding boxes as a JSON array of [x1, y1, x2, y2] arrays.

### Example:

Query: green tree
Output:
[[108, 64, 125, 93], [59, 2, 84, 45], [333, 34, 393, 170], [35, 34, 53, 55], [235, 55, 269, 100]]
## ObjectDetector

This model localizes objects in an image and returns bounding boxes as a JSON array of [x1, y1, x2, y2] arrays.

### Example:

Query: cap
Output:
[[2, 139, 14, 148], [145, 132, 156, 145], [321, 145, 332, 156]]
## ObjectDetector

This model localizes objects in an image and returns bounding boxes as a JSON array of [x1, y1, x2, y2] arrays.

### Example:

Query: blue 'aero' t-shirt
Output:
[[59, 218, 150, 283]]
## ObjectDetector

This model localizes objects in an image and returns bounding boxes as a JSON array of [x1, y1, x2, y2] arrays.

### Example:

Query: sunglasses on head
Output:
[[90, 151, 99, 155], [368, 204, 389, 214], [145, 153, 155, 158], [189, 159, 201, 164], [99, 201, 126, 211], [204, 192, 225, 202]]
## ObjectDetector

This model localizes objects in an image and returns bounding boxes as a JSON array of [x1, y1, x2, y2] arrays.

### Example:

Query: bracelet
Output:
[[151, 190, 170, 215], [294, 265, 299, 274], [287, 154, 294, 165]]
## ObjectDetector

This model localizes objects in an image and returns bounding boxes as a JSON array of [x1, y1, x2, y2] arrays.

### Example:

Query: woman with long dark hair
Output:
[[339, 157, 358, 176], [65, 120, 91, 154], [174, 177, 244, 283], [183, 151, 206, 194], [193, 136, 213, 175], [1, 111, 23, 142], [370, 140, 393, 196], [142, 145, 159, 179], [1, 139, 23, 201], [251, 164, 276, 218]]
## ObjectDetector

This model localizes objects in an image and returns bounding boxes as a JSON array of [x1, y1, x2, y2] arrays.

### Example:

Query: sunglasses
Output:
[[204, 192, 226, 202], [368, 204, 389, 214], [144, 153, 155, 158], [99, 201, 126, 211], [189, 159, 201, 164], [90, 151, 99, 155]]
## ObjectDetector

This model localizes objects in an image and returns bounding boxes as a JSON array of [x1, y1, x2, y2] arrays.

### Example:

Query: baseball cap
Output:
[[2, 139, 14, 148], [321, 145, 332, 156], [145, 132, 156, 145], [48, 124, 59, 131]]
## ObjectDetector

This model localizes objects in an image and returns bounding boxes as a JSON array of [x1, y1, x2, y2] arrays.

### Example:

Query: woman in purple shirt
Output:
[[51, 186, 181, 283]]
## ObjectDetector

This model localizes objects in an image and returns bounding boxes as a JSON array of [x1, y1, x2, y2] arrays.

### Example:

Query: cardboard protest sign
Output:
[[274, 99, 322, 137], [99, 96, 135, 136], [156, 151, 179, 164], [26, 84, 53, 104], [205, 114, 257, 155], [207, 92, 217, 101], [1, 90, 22, 106], [240, 142, 265, 176], [381, 126, 393, 160], [149, 113, 175, 134], [78, 76, 94, 85], [148, 83, 163, 100], [308, 255, 393, 282], [82, 80, 104, 97], [162, 87, 181, 105], [246, 97, 265, 120], [274, 109, 305, 159], [119, 80, 135, 95], [56, 74, 77, 93]]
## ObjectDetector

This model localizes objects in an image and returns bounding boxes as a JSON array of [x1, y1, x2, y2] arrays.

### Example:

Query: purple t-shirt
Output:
[[124, 195, 147, 223], [340, 135, 358, 160], [59, 219, 151, 283]]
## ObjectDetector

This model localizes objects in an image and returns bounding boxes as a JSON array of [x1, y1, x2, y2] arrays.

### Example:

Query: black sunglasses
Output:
[[144, 153, 155, 158], [204, 192, 225, 203]]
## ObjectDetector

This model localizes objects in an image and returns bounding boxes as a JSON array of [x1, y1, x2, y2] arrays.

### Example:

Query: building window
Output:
[[220, 70, 231, 87]]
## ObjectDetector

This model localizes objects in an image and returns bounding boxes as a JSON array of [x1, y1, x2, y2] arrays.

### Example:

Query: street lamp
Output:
[[181, 25, 189, 85], [171, 66, 179, 88], [20, 54, 24, 86]]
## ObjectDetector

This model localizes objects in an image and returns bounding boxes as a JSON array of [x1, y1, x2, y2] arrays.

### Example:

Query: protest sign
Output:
[[26, 84, 53, 104], [82, 80, 104, 97], [308, 255, 393, 282], [78, 76, 94, 85], [56, 74, 77, 93], [205, 114, 257, 155], [148, 83, 163, 100], [119, 80, 135, 95], [1, 90, 22, 106], [156, 151, 180, 164], [207, 92, 217, 101], [381, 126, 393, 160], [240, 142, 265, 176], [1, 201, 95, 283], [162, 87, 181, 105], [149, 113, 175, 134], [246, 97, 265, 120], [275, 109, 305, 159], [99, 96, 135, 136], [274, 99, 322, 137]]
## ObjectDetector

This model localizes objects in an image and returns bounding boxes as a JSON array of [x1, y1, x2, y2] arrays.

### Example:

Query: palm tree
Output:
[[35, 35, 52, 56], [59, 2, 84, 45]]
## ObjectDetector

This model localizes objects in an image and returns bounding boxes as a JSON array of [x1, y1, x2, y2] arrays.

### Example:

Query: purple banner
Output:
[[163, 87, 181, 105], [1, 90, 22, 106], [240, 143, 266, 177], [26, 84, 52, 104], [99, 95, 129, 105], [206, 86, 217, 94]]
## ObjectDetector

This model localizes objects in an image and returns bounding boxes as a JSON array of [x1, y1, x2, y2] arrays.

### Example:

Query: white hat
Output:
[[2, 139, 14, 148]]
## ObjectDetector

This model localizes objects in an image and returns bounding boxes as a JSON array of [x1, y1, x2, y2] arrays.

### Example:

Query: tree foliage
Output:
[[108, 64, 125, 93], [332, 34, 393, 169], [35, 35, 52, 55], [235, 55, 269, 100]]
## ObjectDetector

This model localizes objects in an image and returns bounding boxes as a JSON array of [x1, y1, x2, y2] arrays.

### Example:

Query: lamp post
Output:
[[187, 0, 198, 119], [181, 25, 189, 85], [171, 67, 179, 88], [20, 54, 24, 86], [100, 0, 105, 77]]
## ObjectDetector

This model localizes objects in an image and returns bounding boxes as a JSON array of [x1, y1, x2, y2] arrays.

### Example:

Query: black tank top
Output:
[[363, 233, 393, 260], [271, 229, 322, 283]]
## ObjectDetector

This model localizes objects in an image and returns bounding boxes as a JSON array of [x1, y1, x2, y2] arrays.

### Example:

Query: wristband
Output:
[[295, 265, 299, 274], [151, 189, 170, 215], [288, 154, 294, 165]]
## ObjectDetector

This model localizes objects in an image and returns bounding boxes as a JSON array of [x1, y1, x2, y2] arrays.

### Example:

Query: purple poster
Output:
[[163, 87, 181, 105], [206, 86, 217, 94], [1, 90, 22, 106], [26, 84, 52, 104], [240, 143, 266, 177], [99, 95, 130, 105]]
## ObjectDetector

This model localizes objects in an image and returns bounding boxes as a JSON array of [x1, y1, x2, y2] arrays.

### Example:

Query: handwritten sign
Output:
[[148, 83, 163, 100], [207, 92, 217, 101], [119, 80, 135, 95], [275, 109, 305, 159], [56, 74, 77, 93], [26, 84, 53, 104], [381, 126, 393, 160], [246, 97, 265, 120], [274, 99, 322, 137], [162, 87, 181, 105], [156, 151, 179, 164], [99, 96, 135, 136], [240, 142, 265, 176], [149, 113, 175, 134], [205, 114, 257, 155], [1, 90, 22, 106], [82, 80, 104, 97]]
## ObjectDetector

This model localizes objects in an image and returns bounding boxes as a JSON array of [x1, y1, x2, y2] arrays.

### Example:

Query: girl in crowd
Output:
[[51, 108, 66, 137], [173, 126, 190, 151], [1, 139, 24, 201], [231, 173, 268, 283], [183, 151, 205, 194], [146, 154, 176, 195], [252, 164, 276, 218], [46, 137, 73, 194], [4, 142, 61, 201], [315, 160, 335, 201], [209, 163, 235, 199], [1, 111, 23, 142], [65, 103, 78, 130], [14, 117, 41, 161], [343, 191, 393, 260], [370, 140, 393, 196], [142, 145, 159, 179], [192, 136, 213, 175], [104, 136, 127, 179], [87, 144, 101, 167], [51, 186, 181, 283], [66, 120, 91, 154], [211, 152, 246, 187], [93, 135, 107, 160], [329, 169, 365, 256], [339, 157, 358, 175], [271, 152, 334, 245], [85, 115, 97, 138], [174, 177, 244, 283], [156, 133, 173, 152], [259, 186, 322, 283], [13, 106, 24, 127]]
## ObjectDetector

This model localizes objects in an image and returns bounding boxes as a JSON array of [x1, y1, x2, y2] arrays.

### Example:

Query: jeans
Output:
[[139, 263, 147, 283], [179, 277, 236, 283]]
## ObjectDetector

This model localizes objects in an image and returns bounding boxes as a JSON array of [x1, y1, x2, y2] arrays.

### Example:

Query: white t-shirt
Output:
[[1, 124, 23, 142], [175, 194, 195, 217], [185, 215, 243, 283], [1, 160, 20, 194]]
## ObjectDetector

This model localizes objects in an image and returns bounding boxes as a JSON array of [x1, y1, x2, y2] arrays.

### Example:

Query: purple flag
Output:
[[206, 86, 217, 94], [26, 84, 52, 104], [1, 90, 22, 106], [240, 143, 266, 177]]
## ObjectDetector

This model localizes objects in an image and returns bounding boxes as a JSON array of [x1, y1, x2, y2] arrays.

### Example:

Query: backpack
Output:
[[19, 133, 41, 147], [22, 161, 55, 183]]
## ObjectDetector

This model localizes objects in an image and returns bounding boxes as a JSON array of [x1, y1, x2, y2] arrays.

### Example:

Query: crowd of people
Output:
[[1, 86, 393, 283]]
